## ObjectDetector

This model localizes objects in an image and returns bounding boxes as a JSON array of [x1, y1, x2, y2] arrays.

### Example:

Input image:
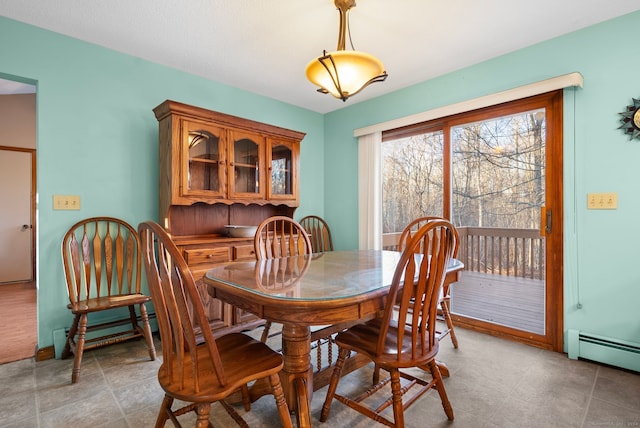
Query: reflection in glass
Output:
[[255, 255, 311, 296], [271, 144, 292, 195], [188, 130, 220, 191], [234, 138, 259, 193]]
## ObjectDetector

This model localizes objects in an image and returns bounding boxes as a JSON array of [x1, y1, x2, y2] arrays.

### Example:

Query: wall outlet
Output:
[[53, 195, 80, 210], [587, 192, 617, 210]]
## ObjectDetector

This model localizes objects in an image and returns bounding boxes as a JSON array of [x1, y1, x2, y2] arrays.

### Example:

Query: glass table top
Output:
[[205, 249, 463, 302]]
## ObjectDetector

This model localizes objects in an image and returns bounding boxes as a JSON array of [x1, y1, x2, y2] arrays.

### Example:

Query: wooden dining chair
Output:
[[320, 219, 457, 427], [61, 217, 156, 384], [138, 221, 292, 428], [398, 216, 461, 348], [254, 216, 312, 343], [254, 215, 312, 260], [298, 215, 333, 252], [297, 215, 357, 376]]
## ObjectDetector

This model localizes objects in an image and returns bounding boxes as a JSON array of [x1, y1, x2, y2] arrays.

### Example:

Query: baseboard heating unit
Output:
[[568, 329, 640, 372]]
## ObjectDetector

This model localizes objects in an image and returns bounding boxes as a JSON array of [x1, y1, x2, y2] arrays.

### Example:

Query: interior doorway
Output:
[[0, 148, 34, 283], [0, 77, 37, 362]]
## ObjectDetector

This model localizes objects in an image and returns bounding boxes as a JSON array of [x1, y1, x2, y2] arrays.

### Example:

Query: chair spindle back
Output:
[[299, 215, 333, 253], [398, 216, 459, 257], [138, 221, 226, 392], [62, 217, 141, 305], [254, 216, 312, 260], [377, 219, 457, 361]]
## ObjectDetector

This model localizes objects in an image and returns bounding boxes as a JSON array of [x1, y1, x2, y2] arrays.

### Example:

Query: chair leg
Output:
[[240, 384, 251, 411], [138, 303, 157, 360], [260, 321, 272, 343], [155, 395, 173, 428], [373, 363, 381, 385], [62, 314, 80, 360], [194, 403, 212, 428], [128, 304, 140, 329], [427, 360, 454, 421], [389, 370, 405, 428], [440, 298, 458, 348], [71, 313, 88, 383], [320, 347, 350, 422], [268, 373, 293, 428]]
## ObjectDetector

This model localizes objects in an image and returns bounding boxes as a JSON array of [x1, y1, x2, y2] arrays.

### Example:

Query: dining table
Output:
[[204, 249, 463, 428]]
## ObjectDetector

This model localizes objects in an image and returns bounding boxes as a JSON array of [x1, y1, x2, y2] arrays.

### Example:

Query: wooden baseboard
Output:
[[36, 345, 55, 361]]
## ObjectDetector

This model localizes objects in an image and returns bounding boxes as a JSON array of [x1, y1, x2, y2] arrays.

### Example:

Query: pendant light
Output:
[[305, 0, 388, 102]]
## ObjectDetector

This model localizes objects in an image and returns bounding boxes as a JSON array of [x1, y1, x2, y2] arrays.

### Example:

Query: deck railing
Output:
[[383, 226, 545, 280]]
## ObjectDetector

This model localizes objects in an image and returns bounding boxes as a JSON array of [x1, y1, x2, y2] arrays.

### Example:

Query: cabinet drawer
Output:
[[184, 247, 230, 265], [233, 244, 256, 261]]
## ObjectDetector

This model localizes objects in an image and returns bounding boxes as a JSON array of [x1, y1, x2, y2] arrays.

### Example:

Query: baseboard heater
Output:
[[568, 329, 640, 372]]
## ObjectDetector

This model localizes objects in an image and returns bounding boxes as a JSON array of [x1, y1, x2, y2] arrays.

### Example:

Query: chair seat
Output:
[[159, 332, 284, 403], [334, 318, 440, 369], [67, 293, 152, 313]]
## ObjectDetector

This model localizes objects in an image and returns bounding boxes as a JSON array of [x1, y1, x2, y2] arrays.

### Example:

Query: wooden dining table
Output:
[[204, 249, 463, 428]]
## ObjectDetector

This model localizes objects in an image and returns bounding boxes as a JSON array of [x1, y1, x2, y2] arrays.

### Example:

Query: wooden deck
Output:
[[449, 271, 545, 335], [384, 226, 547, 336]]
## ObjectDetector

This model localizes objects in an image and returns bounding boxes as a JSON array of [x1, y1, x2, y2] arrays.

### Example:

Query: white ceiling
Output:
[[1, 0, 639, 113]]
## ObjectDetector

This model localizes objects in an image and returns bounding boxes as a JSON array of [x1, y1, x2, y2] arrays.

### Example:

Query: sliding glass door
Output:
[[382, 91, 563, 350]]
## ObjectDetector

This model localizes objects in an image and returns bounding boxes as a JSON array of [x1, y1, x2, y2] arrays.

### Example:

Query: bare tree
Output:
[[383, 132, 443, 233], [383, 109, 545, 232]]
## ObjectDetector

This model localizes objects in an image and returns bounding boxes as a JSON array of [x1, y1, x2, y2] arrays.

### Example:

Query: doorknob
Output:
[[21, 224, 32, 231]]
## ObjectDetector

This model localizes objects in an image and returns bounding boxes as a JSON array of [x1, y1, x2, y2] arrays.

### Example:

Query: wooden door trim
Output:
[[545, 90, 564, 352]]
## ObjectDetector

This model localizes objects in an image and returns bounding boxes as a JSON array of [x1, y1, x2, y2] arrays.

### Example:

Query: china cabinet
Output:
[[153, 100, 305, 334]]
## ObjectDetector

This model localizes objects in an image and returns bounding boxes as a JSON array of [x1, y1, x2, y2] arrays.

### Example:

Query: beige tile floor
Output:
[[1, 327, 640, 428]]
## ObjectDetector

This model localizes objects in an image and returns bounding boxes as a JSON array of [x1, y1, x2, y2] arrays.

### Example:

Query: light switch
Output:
[[53, 195, 81, 210], [587, 192, 617, 210]]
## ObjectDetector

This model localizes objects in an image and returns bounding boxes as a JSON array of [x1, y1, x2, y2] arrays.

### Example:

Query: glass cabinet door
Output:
[[229, 130, 265, 199], [268, 140, 298, 201], [182, 120, 226, 197]]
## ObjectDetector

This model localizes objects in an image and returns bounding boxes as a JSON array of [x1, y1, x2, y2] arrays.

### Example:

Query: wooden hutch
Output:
[[153, 100, 305, 334]]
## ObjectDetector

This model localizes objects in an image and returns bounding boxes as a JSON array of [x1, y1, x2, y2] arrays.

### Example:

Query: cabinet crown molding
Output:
[[153, 100, 306, 141]]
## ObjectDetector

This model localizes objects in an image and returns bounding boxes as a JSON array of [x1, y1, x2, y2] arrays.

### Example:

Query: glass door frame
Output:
[[444, 91, 563, 352], [381, 90, 564, 351]]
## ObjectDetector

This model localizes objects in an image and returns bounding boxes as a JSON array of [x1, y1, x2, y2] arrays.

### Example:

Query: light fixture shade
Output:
[[305, 50, 387, 101]]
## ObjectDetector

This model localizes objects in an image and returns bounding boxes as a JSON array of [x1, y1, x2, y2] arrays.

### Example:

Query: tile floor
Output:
[[1, 327, 640, 428]]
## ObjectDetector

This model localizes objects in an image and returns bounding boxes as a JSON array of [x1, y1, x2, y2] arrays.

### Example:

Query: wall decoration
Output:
[[618, 97, 640, 140]]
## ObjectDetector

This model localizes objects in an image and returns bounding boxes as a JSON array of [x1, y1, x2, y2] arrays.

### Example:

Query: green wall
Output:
[[0, 16, 325, 351], [2, 10, 640, 355], [323, 11, 640, 348]]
